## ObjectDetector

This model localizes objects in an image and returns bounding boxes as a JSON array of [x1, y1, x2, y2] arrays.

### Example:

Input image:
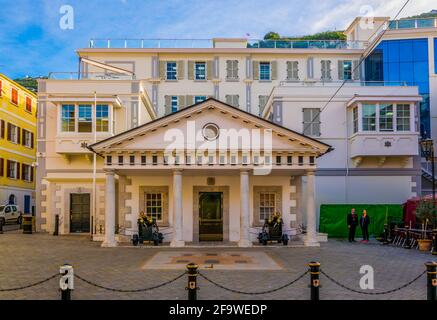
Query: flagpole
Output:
[[92, 91, 97, 240]]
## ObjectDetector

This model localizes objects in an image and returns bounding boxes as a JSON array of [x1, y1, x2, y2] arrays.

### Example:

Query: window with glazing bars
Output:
[[145, 193, 163, 221]]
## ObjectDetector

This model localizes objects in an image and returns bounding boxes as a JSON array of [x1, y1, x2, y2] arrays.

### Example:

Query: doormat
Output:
[[142, 251, 282, 270]]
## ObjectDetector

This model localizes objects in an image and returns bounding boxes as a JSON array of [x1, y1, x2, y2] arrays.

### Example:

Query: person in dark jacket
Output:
[[347, 208, 359, 242], [360, 210, 371, 242]]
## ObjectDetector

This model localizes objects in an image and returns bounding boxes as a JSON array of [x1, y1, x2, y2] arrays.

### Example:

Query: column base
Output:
[[170, 240, 185, 247], [304, 237, 320, 247], [238, 239, 253, 247], [101, 239, 118, 248]]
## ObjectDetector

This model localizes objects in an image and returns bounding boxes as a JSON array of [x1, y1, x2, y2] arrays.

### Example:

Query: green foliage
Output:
[[262, 30, 346, 41], [415, 198, 437, 224], [406, 10, 437, 19], [13, 76, 47, 93], [264, 32, 281, 40]]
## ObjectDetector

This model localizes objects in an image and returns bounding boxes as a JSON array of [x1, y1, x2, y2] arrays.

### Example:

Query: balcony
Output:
[[88, 38, 367, 50], [48, 72, 135, 80], [349, 132, 419, 159], [388, 17, 437, 30]]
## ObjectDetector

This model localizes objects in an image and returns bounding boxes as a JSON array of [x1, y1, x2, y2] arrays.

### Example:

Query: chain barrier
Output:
[[320, 269, 427, 295], [0, 273, 59, 292], [74, 271, 186, 293], [198, 270, 308, 295]]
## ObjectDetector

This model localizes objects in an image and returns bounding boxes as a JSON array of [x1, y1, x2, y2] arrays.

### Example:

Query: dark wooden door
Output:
[[70, 194, 90, 233], [199, 192, 223, 241]]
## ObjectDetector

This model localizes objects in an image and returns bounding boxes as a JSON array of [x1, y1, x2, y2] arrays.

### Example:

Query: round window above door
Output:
[[202, 123, 220, 141]]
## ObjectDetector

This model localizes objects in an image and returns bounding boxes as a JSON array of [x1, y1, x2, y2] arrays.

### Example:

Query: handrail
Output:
[[388, 17, 437, 30]]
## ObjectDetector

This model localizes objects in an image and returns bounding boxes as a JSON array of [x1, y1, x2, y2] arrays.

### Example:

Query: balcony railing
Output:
[[278, 80, 409, 87], [388, 17, 437, 30], [48, 72, 135, 80], [88, 38, 367, 50]]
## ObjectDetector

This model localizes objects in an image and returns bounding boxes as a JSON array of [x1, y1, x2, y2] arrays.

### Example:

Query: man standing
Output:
[[347, 208, 359, 242], [360, 210, 371, 243]]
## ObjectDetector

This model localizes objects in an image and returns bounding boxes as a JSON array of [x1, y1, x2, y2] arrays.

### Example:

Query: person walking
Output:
[[347, 208, 359, 242], [360, 210, 371, 243]]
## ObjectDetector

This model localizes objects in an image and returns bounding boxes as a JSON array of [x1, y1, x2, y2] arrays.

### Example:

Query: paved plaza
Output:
[[0, 231, 433, 300]]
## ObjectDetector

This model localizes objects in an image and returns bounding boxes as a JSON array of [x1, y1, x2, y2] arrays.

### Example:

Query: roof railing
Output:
[[279, 80, 410, 87], [388, 17, 437, 30], [88, 38, 367, 50], [48, 72, 135, 80]]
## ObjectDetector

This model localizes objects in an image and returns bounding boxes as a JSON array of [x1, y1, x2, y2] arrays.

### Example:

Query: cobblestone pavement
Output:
[[0, 233, 433, 300]]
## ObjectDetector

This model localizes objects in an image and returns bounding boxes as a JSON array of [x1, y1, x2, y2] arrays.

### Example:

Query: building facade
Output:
[[36, 16, 436, 246], [0, 73, 37, 214]]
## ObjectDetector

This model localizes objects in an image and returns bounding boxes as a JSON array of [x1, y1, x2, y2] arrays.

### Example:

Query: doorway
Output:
[[70, 193, 90, 233], [199, 192, 223, 241]]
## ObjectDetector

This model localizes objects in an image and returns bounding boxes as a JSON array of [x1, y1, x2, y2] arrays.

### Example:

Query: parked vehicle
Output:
[[0, 205, 23, 225]]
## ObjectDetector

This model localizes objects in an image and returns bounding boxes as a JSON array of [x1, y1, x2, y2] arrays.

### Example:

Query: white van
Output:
[[0, 205, 23, 225]]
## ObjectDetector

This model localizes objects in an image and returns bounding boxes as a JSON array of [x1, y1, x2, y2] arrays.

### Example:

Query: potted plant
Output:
[[415, 198, 435, 251]]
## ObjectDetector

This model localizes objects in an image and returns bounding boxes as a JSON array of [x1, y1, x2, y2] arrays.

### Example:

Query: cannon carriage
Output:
[[257, 213, 289, 246], [132, 215, 164, 246]]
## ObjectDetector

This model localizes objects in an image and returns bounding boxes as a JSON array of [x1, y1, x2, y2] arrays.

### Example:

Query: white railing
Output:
[[48, 72, 135, 80], [278, 80, 409, 87], [388, 17, 437, 30]]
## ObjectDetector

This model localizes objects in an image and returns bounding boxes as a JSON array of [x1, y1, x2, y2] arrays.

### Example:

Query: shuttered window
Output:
[[338, 60, 354, 80], [286, 61, 299, 80], [194, 62, 206, 80], [0, 158, 4, 176], [7, 123, 19, 143], [225, 95, 239, 108], [303, 108, 321, 136], [166, 61, 177, 80], [25, 97, 32, 112], [259, 62, 271, 80], [321, 60, 332, 80], [6, 160, 19, 179], [21, 163, 33, 182], [22, 129, 33, 148], [0, 120, 5, 139], [11, 88, 18, 105], [226, 60, 239, 80], [353, 107, 358, 133]]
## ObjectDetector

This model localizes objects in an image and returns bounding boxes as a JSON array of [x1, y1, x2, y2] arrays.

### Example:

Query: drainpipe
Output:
[[92, 91, 97, 239], [345, 104, 350, 204]]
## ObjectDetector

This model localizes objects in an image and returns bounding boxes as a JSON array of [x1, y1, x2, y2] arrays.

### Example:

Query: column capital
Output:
[[306, 169, 316, 176], [173, 169, 183, 175], [240, 169, 250, 175], [104, 169, 116, 175]]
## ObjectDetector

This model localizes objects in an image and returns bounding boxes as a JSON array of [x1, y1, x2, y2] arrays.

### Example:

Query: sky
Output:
[[0, 0, 435, 79]]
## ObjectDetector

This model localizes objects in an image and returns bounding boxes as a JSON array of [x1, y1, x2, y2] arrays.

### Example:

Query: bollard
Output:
[[382, 224, 389, 245], [186, 263, 199, 301], [425, 261, 437, 301], [403, 226, 411, 249], [53, 214, 59, 236], [60, 264, 74, 300], [432, 230, 437, 256], [308, 261, 320, 301], [0, 219, 3, 234]]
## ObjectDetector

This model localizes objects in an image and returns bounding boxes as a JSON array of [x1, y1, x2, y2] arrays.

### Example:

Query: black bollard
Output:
[[308, 261, 320, 301], [382, 224, 389, 245], [53, 214, 59, 236], [0, 219, 3, 234], [403, 226, 412, 249], [186, 263, 199, 301], [432, 230, 437, 256], [425, 261, 437, 301]]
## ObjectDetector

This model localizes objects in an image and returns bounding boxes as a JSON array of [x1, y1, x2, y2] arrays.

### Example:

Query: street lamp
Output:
[[419, 138, 437, 255]]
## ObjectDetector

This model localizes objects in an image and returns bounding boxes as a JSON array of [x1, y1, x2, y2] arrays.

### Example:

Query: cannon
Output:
[[258, 217, 289, 246], [132, 218, 164, 246]]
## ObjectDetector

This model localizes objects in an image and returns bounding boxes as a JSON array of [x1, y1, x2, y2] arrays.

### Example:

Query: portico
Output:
[[91, 99, 330, 247]]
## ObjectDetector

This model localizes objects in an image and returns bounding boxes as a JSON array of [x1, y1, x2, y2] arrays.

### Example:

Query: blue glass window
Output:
[[259, 62, 271, 80], [343, 61, 353, 80], [166, 62, 177, 80], [171, 96, 178, 113], [195, 62, 206, 80], [61, 105, 75, 132], [78, 105, 92, 132], [194, 96, 206, 104], [96, 104, 109, 132], [362, 104, 377, 131]]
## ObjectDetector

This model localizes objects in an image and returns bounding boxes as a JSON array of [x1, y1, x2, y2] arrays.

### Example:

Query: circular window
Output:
[[202, 123, 220, 141]]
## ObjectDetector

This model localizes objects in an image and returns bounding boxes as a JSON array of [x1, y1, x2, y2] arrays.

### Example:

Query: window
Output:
[[1, 120, 6, 139], [379, 104, 394, 131], [286, 61, 299, 80], [118, 156, 124, 166], [145, 193, 163, 221], [362, 104, 377, 131], [303, 108, 321, 136], [7, 123, 19, 143], [11, 88, 18, 105], [166, 62, 177, 80], [25, 97, 32, 112], [226, 60, 239, 80], [321, 60, 332, 80], [22, 129, 32, 148], [141, 155, 146, 165], [287, 155, 292, 165], [434, 38, 437, 74], [152, 154, 158, 165], [0, 158, 4, 176], [259, 193, 275, 221], [259, 62, 271, 80], [61, 105, 75, 132], [298, 156, 304, 166], [171, 96, 178, 113], [309, 156, 315, 165], [276, 155, 282, 165], [6, 160, 18, 179], [195, 62, 206, 80], [259, 95, 269, 114], [78, 105, 92, 132], [130, 155, 135, 165], [194, 96, 207, 104], [22, 164, 32, 182], [397, 104, 411, 131], [353, 107, 359, 133], [106, 156, 112, 165], [342, 60, 353, 80], [225, 95, 239, 108], [96, 104, 109, 132]]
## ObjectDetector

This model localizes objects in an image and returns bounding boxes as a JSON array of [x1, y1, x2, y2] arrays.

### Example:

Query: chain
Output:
[[0, 273, 59, 292], [198, 270, 308, 295], [320, 269, 426, 295], [74, 272, 186, 293]]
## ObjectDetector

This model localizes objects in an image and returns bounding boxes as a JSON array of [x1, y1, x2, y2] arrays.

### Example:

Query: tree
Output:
[[264, 32, 281, 40]]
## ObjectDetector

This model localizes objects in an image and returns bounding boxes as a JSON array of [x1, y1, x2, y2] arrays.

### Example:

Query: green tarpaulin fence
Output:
[[319, 204, 404, 238]]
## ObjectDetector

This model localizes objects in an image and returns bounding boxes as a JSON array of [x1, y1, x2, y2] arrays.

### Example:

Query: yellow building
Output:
[[0, 73, 37, 214]]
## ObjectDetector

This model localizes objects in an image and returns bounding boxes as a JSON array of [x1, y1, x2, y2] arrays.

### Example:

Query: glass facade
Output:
[[435, 38, 437, 74], [365, 38, 430, 137]]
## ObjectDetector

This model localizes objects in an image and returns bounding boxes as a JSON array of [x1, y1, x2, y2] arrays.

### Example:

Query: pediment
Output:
[[91, 99, 331, 156]]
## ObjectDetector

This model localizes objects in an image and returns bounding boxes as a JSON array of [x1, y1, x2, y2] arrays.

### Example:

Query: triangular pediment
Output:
[[91, 99, 331, 155]]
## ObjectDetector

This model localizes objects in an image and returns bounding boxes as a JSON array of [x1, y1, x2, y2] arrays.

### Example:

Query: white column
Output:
[[304, 170, 319, 247], [101, 170, 117, 247], [171, 169, 185, 247], [239, 170, 252, 247]]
